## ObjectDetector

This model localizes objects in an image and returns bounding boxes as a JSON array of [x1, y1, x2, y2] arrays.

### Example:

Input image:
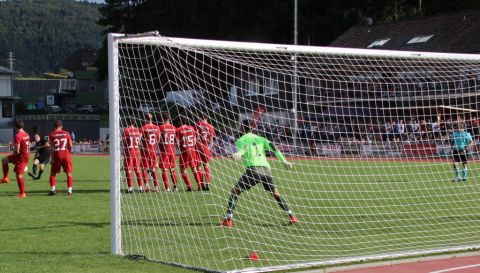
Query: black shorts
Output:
[[35, 152, 51, 165], [452, 149, 468, 164], [235, 167, 276, 193]]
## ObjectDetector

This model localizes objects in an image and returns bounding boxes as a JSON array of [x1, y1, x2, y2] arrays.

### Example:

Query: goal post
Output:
[[109, 32, 480, 272]]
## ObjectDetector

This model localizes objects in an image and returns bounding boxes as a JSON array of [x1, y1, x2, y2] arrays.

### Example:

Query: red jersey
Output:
[[123, 126, 141, 157], [49, 129, 72, 159], [158, 123, 177, 154], [176, 125, 197, 152], [14, 130, 30, 162], [196, 120, 214, 148], [140, 123, 160, 155]]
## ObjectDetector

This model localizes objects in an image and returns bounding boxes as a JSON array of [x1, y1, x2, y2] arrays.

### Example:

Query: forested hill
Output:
[[0, 0, 103, 75]]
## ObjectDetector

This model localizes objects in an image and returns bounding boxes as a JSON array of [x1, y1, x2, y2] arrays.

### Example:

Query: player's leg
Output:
[[161, 168, 169, 191], [222, 168, 256, 227], [1, 155, 14, 183], [192, 166, 204, 191], [180, 166, 193, 191], [168, 154, 178, 191], [66, 172, 73, 195], [461, 153, 468, 181], [202, 162, 211, 190], [150, 156, 159, 192], [260, 167, 296, 224], [452, 151, 461, 181], [169, 166, 178, 191], [124, 158, 134, 193], [62, 159, 74, 196], [28, 159, 40, 179], [179, 155, 192, 191], [14, 162, 27, 198], [32, 158, 39, 175], [16, 173, 26, 198], [141, 157, 150, 192], [133, 157, 143, 192], [35, 163, 46, 180]]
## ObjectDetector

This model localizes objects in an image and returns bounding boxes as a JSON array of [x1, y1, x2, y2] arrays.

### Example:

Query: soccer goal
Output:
[[109, 32, 480, 272]]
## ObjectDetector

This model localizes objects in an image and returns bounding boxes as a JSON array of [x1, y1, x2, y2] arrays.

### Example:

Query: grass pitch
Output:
[[1, 156, 480, 273], [0, 156, 192, 273]]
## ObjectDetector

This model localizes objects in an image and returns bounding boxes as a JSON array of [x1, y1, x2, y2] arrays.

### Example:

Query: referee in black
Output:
[[28, 133, 50, 180]]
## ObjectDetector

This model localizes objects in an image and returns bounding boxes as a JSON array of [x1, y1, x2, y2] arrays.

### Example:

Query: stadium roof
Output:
[[0, 66, 19, 74], [329, 9, 480, 53]]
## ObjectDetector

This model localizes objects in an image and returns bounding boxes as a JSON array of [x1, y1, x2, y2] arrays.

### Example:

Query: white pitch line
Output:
[[429, 263, 480, 273]]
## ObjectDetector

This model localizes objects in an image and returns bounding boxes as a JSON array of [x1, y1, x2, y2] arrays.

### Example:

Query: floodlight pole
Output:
[[292, 0, 299, 153]]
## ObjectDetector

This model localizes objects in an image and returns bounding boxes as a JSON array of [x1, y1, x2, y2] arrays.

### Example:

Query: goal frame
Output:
[[108, 31, 480, 272]]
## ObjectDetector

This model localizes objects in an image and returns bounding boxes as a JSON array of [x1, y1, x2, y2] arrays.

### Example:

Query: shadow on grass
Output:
[[124, 218, 212, 227], [0, 221, 109, 232], [0, 189, 109, 196], [0, 251, 110, 255]]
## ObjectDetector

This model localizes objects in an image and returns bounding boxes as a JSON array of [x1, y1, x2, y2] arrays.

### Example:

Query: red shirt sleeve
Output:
[[15, 134, 21, 145]]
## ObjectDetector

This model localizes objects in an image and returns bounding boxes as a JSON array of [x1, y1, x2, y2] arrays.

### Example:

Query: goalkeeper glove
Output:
[[283, 160, 293, 170], [232, 152, 243, 161]]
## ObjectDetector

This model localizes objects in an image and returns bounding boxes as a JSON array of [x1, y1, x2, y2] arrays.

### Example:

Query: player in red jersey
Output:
[[176, 117, 203, 191], [158, 114, 178, 191], [140, 113, 160, 192], [122, 118, 143, 193], [48, 120, 74, 196], [195, 114, 214, 191], [1, 119, 30, 198]]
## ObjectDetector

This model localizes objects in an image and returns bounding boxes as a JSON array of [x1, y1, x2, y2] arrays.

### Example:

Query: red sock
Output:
[[181, 173, 192, 189], [2, 163, 8, 179], [134, 169, 143, 187], [194, 170, 203, 188], [162, 171, 169, 190], [171, 171, 178, 187], [50, 175, 56, 187], [17, 176, 25, 194], [67, 175, 73, 188], [151, 171, 158, 187], [126, 171, 133, 188], [204, 165, 211, 185], [142, 170, 149, 186]]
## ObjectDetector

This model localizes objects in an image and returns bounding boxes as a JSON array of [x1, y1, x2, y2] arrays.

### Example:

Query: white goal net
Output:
[[109, 32, 480, 272]]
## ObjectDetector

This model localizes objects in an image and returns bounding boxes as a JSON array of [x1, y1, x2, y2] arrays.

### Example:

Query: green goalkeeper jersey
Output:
[[235, 133, 286, 169]]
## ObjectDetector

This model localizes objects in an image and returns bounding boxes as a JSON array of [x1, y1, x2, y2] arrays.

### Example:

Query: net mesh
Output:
[[113, 35, 480, 272]]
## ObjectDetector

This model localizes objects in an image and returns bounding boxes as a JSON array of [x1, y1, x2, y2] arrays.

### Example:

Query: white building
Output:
[[0, 66, 19, 143]]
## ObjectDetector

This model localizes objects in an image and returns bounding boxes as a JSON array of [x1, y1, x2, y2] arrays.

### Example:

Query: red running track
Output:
[[332, 254, 480, 273]]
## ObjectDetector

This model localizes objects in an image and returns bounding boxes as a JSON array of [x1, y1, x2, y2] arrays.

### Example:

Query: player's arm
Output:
[[232, 139, 246, 160], [267, 142, 293, 169], [13, 136, 20, 155]]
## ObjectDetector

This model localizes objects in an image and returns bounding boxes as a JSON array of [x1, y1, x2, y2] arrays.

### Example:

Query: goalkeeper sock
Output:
[[273, 194, 291, 212], [226, 194, 239, 216], [463, 168, 468, 179], [32, 164, 37, 175], [454, 167, 460, 179]]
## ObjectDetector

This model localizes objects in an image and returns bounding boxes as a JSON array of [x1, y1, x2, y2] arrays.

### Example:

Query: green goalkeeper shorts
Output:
[[235, 167, 275, 193]]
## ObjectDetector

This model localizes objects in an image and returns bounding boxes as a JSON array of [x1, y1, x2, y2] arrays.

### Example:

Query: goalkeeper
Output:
[[222, 120, 297, 227], [451, 121, 474, 181]]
